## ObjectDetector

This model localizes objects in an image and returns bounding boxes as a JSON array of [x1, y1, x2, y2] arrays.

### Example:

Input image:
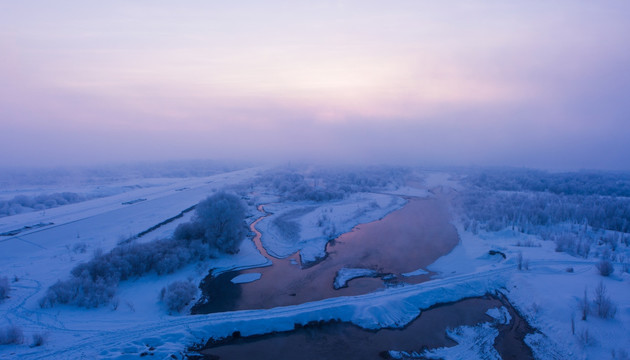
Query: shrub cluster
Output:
[[553, 233, 591, 258], [40, 192, 246, 308], [577, 282, 617, 322], [0, 325, 23, 345], [0, 192, 87, 217], [597, 260, 615, 277], [31, 333, 46, 347], [40, 239, 216, 308], [159, 280, 198, 313]]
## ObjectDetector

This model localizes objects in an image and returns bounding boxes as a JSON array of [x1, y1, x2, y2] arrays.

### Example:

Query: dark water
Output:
[[194, 295, 534, 360], [192, 197, 460, 314]]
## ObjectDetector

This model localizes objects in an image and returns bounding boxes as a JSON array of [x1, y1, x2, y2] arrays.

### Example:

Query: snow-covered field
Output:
[[1, 168, 628, 359], [424, 221, 630, 359]]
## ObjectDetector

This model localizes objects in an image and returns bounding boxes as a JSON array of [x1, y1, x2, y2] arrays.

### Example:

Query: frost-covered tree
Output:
[[597, 259, 614, 277], [159, 280, 197, 313], [175, 192, 246, 254]]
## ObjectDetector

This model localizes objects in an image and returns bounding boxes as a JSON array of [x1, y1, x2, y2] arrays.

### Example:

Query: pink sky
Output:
[[1, 1, 630, 169]]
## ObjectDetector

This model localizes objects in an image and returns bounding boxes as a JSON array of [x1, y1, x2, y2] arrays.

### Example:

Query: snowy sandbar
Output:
[[333, 268, 378, 289]]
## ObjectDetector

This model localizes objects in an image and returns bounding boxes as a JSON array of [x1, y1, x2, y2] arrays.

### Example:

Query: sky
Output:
[[1, 1, 630, 170]]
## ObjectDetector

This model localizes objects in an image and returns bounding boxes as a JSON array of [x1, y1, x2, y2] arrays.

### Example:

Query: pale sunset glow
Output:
[[2, 1, 630, 169]]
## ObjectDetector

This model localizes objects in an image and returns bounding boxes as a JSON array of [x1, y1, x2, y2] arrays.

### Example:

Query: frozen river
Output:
[[192, 197, 459, 313]]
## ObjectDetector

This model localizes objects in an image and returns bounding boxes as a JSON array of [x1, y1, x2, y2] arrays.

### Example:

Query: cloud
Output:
[[1, 1, 630, 170]]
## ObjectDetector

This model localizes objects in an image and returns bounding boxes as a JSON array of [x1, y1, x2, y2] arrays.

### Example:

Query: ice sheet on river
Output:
[[230, 273, 262, 284]]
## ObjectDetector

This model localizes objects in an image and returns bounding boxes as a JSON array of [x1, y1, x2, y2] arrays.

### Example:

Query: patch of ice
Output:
[[402, 268, 429, 277], [230, 273, 262, 284], [485, 306, 511, 325], [333, 268, 378, 289], [388, 350, 423, 359]]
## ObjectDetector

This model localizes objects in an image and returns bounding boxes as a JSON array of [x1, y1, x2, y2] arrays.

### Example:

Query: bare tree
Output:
[[579, 287, 590, 321], [0, 276, 9, 302], [593, 281, 617, 319]]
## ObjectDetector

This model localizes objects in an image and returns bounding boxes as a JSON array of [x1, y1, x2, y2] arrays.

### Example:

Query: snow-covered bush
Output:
[[41, 192, 246, 308], [174, 192, 246, 254], [0, 277, 9, 302], [40, 274, 117, 308], [40, 237, 215, 308], [159, 280, 197, 313], [597, 259, 614, 277], [173, 221, 204, 241], [31, 333, 46, 347], [553, 234, 591, 258], [0, 325, 24, 345], [593, 281, 616, 319]]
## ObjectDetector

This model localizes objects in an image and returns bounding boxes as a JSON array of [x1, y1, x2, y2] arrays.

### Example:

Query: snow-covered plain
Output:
[[1, 168, 628, 359]]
